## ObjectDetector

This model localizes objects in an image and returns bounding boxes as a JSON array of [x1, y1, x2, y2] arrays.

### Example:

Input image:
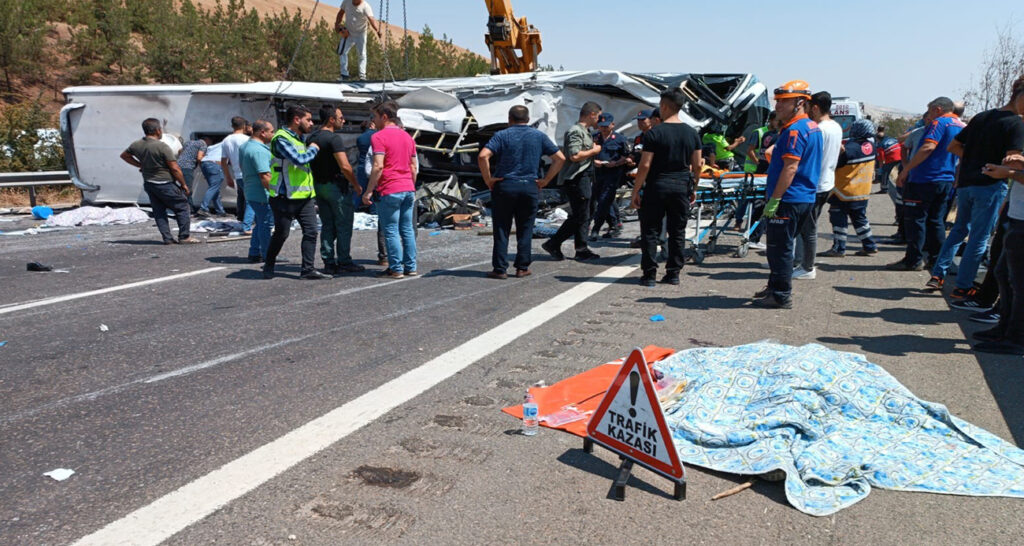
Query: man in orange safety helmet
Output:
[[751, 80, 824, 308]]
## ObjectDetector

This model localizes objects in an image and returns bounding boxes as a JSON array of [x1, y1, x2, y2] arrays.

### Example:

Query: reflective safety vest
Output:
[[269, 129, 315, 199], [743, 126, 769, 173]]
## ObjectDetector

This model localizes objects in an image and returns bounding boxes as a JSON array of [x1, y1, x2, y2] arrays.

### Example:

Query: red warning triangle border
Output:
[[586, 347, 684, 480]]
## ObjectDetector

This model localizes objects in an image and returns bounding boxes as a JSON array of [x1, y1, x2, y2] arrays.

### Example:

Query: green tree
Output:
[[0, 100, 64, 171], [0, 0, 50, 95]]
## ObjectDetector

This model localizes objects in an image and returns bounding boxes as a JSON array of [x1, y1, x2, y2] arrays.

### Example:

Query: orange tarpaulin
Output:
[[501, 345, 675, 437]]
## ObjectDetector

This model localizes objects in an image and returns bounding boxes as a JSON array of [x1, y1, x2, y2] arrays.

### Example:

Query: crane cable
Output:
[[260, 0, 321, 119]]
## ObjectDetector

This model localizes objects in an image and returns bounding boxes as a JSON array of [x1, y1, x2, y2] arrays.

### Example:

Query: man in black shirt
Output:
[[630, 88, 702, 287], [309, 105, 365, 275], [927, 78, 1024, 298]]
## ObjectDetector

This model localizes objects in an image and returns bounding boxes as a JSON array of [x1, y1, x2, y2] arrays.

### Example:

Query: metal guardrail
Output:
[[0, 171, 74, 207]]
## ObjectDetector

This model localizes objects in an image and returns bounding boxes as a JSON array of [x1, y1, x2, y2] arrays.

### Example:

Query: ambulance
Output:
[[830, 97, 865, 138]]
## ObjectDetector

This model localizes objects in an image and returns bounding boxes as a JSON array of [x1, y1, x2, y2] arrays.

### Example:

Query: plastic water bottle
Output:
[[522, 392, 539, 436]]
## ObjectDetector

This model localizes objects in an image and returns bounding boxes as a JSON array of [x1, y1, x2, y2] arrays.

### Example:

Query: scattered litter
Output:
[[31, 206, 54, 220], [288, 535, 297, 541], [545, 208, 568, 222], [99, 324, 109, 332], [649, 314, 666, 322], [51, 269, 70, 273], [171, 269, 180, 272], [43, 468, 75, 481], [0, 341, 7, 347], [27, 262, 53, 272], [44, 206, 149, 227], [429, 231, 443, 236], [353, 212, 378, 231], [190, 220, 244, 233], [712, 479, 756, 501]]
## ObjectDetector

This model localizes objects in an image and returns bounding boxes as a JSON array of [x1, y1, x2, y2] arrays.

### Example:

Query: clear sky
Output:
[[322, 0, 1022, 113]]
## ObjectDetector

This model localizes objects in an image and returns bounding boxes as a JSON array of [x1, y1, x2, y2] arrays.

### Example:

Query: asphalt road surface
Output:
[[2, 195, 1023, 545]]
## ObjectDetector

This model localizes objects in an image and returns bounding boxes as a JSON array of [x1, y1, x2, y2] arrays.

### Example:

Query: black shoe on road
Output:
[[300, 270, 332, 280], [575, 249, 601, 261], [885, 260, 922, 271], [751, 294, 793, 309], [974, 340, 1024, 355], [659, 275, 680, 285], [639, 275, 656, 287], [541, 240, 565, 261], [972, 327, 1006, 343]]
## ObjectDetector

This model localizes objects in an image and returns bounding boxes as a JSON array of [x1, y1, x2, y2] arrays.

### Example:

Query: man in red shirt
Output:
[[363, 101, 418, 278]]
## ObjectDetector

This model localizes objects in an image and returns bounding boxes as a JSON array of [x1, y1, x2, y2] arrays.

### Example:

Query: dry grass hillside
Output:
[[192, 0, 485, 58]]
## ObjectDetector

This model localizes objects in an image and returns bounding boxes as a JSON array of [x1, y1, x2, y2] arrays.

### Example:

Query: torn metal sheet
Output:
[[62, 70, 768, 206]]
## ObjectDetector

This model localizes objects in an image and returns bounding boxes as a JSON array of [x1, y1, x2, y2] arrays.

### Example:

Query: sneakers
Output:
[[818, 248, 845, 258], [792, 267, 816, 280], [925, 276, 944, 291], [486, 270, 508, 279], [747, 241, 766, 250], [885, 260, 923, 271], [950, 287, 978, 300], [949, 297, 988, 311], [855, 248, 879, 256], [969, 308, 1001, 324], [751, 294, 793, 309], [541, 240, 565, 261], [974, 340, 1024, 355], [574, 249, 601, 261]]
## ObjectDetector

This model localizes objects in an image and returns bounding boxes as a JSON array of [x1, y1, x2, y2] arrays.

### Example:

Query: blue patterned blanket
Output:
[[654, 343, 1024, 515]]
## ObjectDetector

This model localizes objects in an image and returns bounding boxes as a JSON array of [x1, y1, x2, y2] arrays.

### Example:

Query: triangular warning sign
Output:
[[586, 347, 684, 480]]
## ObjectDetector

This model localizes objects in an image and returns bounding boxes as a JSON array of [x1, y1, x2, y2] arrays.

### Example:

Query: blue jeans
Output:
[[199, 162, 226, 214], [766, 201, 813, 301], [902, 181, 953, 267], [930, 183, 1008, 288], [248, 201, 272, 259], [378, 191, 417, 273]]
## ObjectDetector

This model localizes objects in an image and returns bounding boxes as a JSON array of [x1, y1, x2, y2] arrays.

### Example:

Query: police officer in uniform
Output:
[[263, 105, 328, 280], [590, 113, 630, 240]]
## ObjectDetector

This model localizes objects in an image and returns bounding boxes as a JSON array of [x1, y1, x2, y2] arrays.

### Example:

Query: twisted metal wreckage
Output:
[[60, 71, 769, 225]]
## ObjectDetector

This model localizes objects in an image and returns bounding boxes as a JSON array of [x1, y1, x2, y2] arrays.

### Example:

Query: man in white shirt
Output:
[[220, 116, 253, 230], [335, 0, 382, 81], [793, 91, 843, 279]]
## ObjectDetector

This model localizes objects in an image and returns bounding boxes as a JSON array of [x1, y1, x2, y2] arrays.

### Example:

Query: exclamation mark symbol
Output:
[[628, 371, 639, 418]]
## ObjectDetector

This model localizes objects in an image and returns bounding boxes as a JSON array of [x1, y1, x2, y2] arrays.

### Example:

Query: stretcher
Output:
[[688, 172, 766, 263]]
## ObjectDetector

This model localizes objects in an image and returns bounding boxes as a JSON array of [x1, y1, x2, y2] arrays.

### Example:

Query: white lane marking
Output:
[[0, 338, 309, 425], [72, 255, 640, 546], [0, 267, 226, 316], [0, 258, 537, 425]]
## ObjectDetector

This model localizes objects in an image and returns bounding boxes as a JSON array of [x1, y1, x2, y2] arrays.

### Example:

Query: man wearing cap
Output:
[[541, 101, 603, 261], [752, 80, 823, 309], [888, 97, 964, 271], [590, 113, 630, 240]]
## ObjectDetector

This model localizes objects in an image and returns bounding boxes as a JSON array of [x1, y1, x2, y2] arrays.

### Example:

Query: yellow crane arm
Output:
[[483, 0, 543, 74]]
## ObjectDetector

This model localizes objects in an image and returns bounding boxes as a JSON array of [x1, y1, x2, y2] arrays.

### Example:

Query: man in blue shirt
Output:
[[478, 105, 566, 278], [753, 80, 823, 309], [590, 113, 631, 240], [240, 120, 275, 262], [889, 97, 965, 271]]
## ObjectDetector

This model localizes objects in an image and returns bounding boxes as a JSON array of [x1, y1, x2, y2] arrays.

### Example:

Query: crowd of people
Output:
[[120, 76, 1024, 356]]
